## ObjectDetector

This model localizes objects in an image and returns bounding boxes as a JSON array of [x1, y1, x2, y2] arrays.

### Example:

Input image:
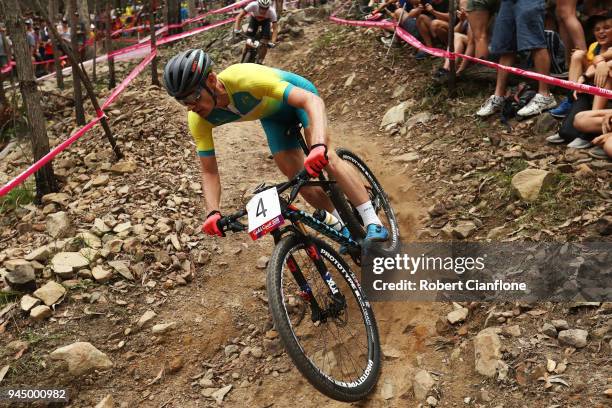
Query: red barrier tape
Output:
[[331, 14, 612, 99], [102, 50, 157, 109], [0, 116, 102, 197], [157, 17, 236, 45]]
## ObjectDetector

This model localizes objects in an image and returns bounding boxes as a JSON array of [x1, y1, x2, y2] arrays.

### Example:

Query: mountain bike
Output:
[[216, 131, 399, 401], [237, 31, 275, 64]]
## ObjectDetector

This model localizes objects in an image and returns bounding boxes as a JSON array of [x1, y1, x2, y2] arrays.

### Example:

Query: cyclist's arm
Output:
[[234, 9, 247, 31], [286, 87, 328, 146], [271, 21, 278, 42], [199, 156, 222, 214]]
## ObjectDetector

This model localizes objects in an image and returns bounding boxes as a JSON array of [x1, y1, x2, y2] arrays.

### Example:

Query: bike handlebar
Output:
[[216, 168, 311, 235]]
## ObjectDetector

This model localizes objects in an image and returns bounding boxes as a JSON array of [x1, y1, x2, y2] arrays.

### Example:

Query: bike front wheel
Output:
[[267, 234, 381, 401]]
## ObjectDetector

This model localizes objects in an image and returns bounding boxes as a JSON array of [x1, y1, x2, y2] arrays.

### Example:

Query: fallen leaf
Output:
[[147, 367, 164, 385]]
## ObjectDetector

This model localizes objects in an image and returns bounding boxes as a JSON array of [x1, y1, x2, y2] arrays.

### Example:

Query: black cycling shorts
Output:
[[247, 17, 271, 40]]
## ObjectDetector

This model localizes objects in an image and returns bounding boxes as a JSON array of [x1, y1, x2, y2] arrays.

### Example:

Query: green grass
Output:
[[0, 182, 35, 214], [0, 291, 21, 306]]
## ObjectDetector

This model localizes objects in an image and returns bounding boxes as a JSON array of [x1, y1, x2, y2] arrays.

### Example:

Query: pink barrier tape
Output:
[[108, 41, 150, 58], [395, 27, 612, 98], [0, 116, 101, 197], [111, 23, 165, 37], [157, 17, 236, 45], [101, 50, 157, 110], [1, 61, 15, 74], [330, 14, 612, 99]]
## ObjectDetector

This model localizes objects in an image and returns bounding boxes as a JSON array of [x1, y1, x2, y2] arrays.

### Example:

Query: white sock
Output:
[[356, 201, 382, 226]]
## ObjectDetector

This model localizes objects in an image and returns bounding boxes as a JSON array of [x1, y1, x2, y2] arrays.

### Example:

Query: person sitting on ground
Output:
[[550, 11, 612, 119], [233, 0, 279, 63], [415, 0, 451, 60], [435, 3, 474, 79], [476, 0, 556, 118], [572, 109, 612, 159], [465, 0, 499, 60], [372, 0, 423, 47]]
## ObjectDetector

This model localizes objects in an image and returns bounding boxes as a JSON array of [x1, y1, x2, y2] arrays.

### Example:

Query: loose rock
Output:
[[558, 329, 588, 348], [413, 369, 435, 401], [33, 281, 66, 306], [511, 169, 554, 202], [49, 342, 113, 376]]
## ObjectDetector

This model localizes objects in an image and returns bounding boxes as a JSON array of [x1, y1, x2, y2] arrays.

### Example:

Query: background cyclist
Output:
[[233, 0, 279, 63]]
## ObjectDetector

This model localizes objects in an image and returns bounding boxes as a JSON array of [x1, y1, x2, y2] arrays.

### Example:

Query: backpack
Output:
[[525, 30, 567, 76], [500, 82, 537, 126]]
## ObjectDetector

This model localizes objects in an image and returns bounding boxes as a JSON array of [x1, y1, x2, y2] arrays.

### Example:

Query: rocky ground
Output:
[[0, 5, 611, 408]]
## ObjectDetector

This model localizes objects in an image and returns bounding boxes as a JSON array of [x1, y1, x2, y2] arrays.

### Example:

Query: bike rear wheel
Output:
[[331, 149, 400, 250], [267, 234, 381, 401]]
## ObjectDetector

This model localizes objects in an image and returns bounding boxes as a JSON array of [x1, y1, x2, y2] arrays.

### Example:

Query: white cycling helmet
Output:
[[257, 0, 271, 8]]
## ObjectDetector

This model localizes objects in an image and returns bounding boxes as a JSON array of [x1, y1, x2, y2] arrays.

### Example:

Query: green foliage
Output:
[[0, 290, 20, 306], [0, 182, 35, 213]]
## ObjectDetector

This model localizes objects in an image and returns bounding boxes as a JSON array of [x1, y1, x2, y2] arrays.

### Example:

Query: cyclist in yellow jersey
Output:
[[163, 49, 389, 242]]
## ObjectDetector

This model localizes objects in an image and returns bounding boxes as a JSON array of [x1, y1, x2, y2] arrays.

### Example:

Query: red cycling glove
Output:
[[202, 211, 223, 237], [304, 144, 329, 177]]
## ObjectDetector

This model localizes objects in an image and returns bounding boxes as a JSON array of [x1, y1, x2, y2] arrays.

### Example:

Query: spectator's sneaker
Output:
[[415, 50, 429, 60], [567, 138, 592, 149], [338, 226, 352, 255], [588, 146, 609, 160], [546, 133, 565, 144], [517, 93, 556, 117], [365, 224, 389, 243], [476, 95, 504, 117], [550, 98, 573, 118], [434, 67, 449, 79], [380, 36, 399, 48]]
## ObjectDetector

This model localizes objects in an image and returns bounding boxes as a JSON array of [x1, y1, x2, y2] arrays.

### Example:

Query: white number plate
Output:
[[246, 188, 284, 240]]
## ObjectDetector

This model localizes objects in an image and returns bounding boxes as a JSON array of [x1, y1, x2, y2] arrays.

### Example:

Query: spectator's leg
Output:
[[573, 109, 612, 133], [466, 9, 490, 59], [431, 19, 449, 46], [556, 0, 587, 58], [560, 93, 595, 142], [532, 48, 551, 96], [417, 14, 434, 47], [568, 49, 586, 83], [444, 33, 468, 72], [494, 53, 516, 97], [592, 76, 612, 110], [458, 32, 473, 74]]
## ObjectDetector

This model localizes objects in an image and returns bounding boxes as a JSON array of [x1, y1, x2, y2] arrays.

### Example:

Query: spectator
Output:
[[435, 4, 474, 79], [373, 0, 423, 46], [476, 0, 556, 118], [573, 109, 612, 159], [57, 18, 71, 43], [0, 24, 11, 69], [556, 0, 587, 64], [465, 0, 499, 60], [415, 0, 451, 60], [25, 19, 37, 55], [550, 12, 612, 119]]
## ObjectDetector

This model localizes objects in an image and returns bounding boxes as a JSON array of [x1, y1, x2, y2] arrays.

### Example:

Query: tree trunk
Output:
[[150, 0, 160, 86], [275, 0, 283, 16], [49, 0, 64, 89], [33, 0, 123, 160], [166, 0, 181, 35], [68, 0, 86, 125], [77, 0, 91, 58], [105, 0, 116, 89], [1, 0, 58, 201]]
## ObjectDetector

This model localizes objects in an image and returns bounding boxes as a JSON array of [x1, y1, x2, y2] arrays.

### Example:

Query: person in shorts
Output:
[[466, 0, 499, 60], [476, 0, 556, 118]]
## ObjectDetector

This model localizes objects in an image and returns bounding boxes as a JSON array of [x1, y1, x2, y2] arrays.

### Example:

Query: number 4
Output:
[[256, 197, 267, 218]]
